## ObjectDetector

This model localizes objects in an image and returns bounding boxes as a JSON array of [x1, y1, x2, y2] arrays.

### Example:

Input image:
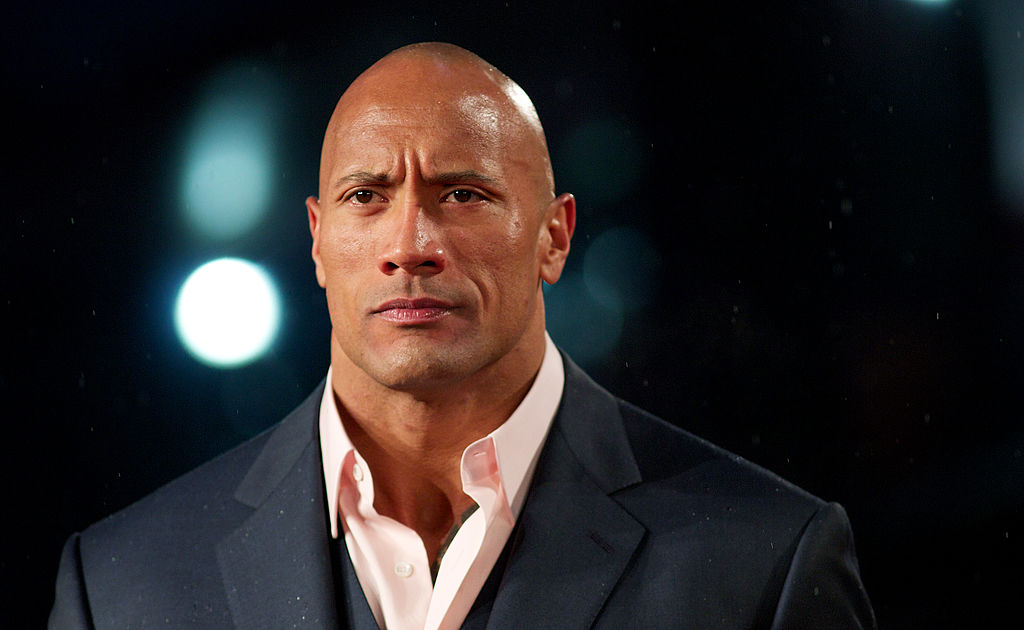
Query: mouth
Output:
[[371, 297, 456, 325]]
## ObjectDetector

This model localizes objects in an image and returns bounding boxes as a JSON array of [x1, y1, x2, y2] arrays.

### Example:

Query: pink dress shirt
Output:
[[319, 334, 565, 630]]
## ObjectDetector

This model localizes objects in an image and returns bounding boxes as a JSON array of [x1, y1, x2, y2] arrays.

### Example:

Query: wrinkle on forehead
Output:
[[327, 100, 506, 170]]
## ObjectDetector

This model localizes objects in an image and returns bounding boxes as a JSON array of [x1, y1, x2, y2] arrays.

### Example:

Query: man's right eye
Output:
[[350, 190, 376, 204]]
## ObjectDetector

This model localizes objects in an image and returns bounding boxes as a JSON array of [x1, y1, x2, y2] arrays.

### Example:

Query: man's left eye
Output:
[[444, 189, 481, 203]]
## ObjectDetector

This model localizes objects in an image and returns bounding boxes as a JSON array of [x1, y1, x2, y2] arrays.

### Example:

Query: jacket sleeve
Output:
[[49, 533, 95, 630], [769, 502, 877, 630]]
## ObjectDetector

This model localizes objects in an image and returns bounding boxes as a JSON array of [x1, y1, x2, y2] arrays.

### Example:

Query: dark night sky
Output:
[[3, 1, 1023, 627]]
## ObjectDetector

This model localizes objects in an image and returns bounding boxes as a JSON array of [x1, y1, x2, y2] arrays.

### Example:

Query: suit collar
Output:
[[233, 382, 326, 508], [548, 350, 642, 493], [216, 381, 343, 629], [486, 351, 646, 629]]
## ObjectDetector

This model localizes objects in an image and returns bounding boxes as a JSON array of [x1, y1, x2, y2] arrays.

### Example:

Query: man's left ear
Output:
[[539, 192, 576, 285]]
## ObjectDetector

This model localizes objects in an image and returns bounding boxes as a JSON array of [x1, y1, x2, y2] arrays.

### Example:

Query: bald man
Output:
[[50, 44, 875, 630]]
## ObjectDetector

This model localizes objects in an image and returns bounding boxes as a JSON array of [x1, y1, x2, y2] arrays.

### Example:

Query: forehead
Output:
[[323, 92, 515, 176], [342, 91, 502, 141]]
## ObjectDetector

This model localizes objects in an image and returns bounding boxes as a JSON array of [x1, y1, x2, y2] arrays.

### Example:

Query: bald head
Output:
[[318, 43, 554, 207]]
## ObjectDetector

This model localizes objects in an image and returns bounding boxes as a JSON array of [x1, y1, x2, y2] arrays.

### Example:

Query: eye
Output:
[[443, 189, 484, 203], [348, 189, 377, 204]]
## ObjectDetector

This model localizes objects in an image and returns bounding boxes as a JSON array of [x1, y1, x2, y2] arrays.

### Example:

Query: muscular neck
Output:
[[327, 328, 545, 562]]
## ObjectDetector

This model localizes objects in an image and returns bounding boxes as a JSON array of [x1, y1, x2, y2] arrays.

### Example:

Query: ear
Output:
[[538, 192, 576, 285], [306, 195, 327, 288]]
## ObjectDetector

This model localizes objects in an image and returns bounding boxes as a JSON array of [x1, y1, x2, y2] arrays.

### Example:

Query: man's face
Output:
[[308, 59, 570, 392]]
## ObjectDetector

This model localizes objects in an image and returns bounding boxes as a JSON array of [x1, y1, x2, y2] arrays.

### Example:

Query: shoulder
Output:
[[606, 404, 876, 629], [51, 424, 278, 628], [558, 351, 823, 516], [618, 398, 819, 504], [615, 397, 827, 531], [70, 423, 274, 612], [75, 382, 324, 575], [83, 426, 272, 547], [51, 384, 327, 627]]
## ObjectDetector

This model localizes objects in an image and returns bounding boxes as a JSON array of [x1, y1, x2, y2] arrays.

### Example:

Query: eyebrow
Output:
[[425, 170, 501, 188], [332, 171, 390, 191], [331, 169, 501, 191]]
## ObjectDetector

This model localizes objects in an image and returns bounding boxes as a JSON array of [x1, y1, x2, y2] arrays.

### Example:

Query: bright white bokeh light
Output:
[[181, 64, 279, 240], [174, 258, 281, 368]]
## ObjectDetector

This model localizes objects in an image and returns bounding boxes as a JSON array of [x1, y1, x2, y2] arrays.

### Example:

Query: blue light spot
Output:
[[583, 226, 662, 312], [180, 64, 280, 240], [545, 271, 624, 369]]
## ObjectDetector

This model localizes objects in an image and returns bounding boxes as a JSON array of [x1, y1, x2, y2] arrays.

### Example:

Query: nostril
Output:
[[381, 258, 441, 273]]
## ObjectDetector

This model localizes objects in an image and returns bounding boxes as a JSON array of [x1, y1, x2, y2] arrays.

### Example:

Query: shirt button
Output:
[[352, 463, 364, 482], [394, 561, 414, 578]]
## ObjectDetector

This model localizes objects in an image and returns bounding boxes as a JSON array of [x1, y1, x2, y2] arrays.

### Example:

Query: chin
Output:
[[368, 341, 482, 391]]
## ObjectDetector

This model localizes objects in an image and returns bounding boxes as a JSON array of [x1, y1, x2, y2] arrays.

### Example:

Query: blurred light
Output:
[[558, 117, 645, 207], [181, 64, 280, 239], [174, 258, 281, 368], [544, 271, 624, 369], [980, 0, 1024, 214], [583, 226, 662, 312]]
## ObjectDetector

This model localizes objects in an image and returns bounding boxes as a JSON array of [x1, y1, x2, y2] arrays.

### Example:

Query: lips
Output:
[[372, 297, 455, 324]]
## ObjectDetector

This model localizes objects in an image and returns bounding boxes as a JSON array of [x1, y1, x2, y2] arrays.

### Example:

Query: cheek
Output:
[[450, 223, 539, 303], [319, 224, 375, 295]]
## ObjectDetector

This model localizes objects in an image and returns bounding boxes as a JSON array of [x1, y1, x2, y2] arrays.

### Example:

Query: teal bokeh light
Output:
[[583, 226, 662, 313], [180, 64, 280, 240], [545, 271, 625, 369]]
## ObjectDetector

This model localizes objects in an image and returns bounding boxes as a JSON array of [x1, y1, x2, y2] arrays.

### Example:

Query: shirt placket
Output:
[[343, 451, 434, 630]]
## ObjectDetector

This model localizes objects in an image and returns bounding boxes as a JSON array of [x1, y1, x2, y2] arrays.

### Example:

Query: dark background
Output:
[[4, 0, 1022, 627]]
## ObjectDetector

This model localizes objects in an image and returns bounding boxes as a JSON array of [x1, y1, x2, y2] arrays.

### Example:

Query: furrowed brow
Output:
[[332, 171, 391, 191]]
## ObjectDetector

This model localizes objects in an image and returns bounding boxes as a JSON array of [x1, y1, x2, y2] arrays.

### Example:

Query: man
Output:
[[50, 43, 876, 629]]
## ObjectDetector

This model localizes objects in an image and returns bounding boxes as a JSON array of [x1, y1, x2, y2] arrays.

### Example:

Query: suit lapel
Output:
[[215, 382, 342, 629], [485, 355, 646, 630]]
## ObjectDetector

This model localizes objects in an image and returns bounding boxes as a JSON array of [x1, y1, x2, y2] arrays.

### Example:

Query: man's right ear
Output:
[[305, 196, 327, 288]]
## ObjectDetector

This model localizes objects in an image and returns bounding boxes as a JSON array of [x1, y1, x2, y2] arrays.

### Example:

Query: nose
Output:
[[377, 197, 446, 276]]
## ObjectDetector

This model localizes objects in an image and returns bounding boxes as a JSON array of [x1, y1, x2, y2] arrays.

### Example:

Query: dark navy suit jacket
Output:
[[50, 353, 876, 629]]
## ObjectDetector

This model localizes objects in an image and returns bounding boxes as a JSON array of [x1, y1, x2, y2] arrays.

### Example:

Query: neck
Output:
[[327, 328, 546, 560]]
